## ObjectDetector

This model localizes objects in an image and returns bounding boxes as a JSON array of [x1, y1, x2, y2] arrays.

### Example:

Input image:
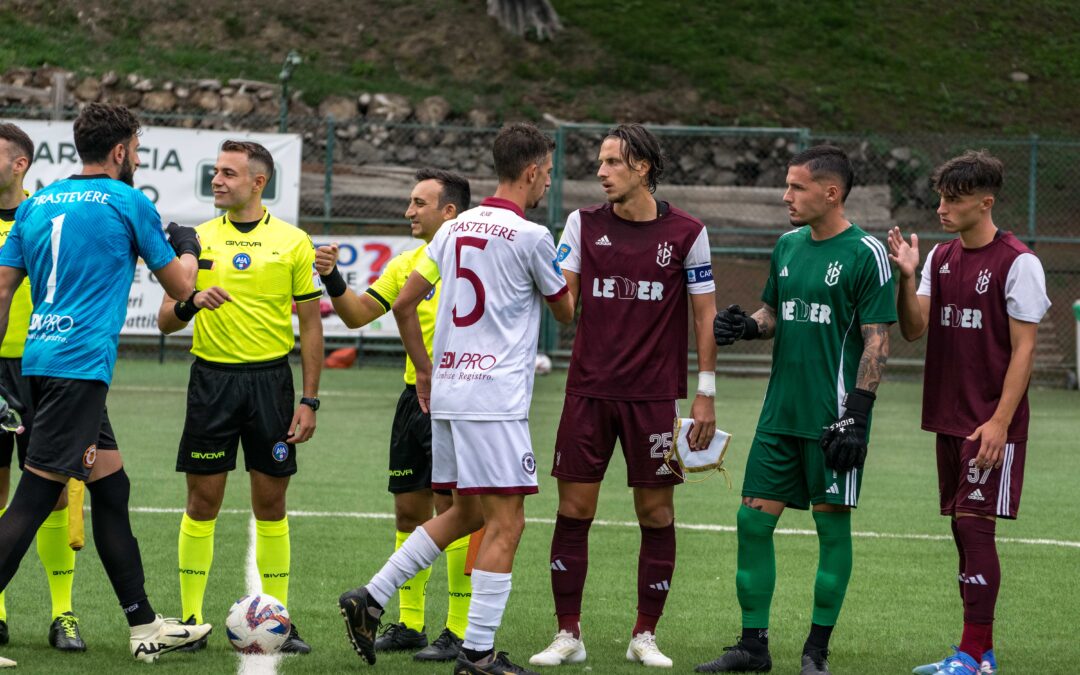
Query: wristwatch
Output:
[[299, 396, 320, 411]]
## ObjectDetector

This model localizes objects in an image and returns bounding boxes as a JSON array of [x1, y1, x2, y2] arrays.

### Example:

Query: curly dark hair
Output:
[[932, 150, 1004, 198], [73, 103, 141, 164]]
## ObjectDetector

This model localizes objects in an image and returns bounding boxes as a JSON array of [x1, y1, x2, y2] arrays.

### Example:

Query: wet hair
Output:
[[931, 150, 1004, 198], [0, 123, 34, 166], [414, 167, 471, 214], [73, 103, 141, 164], [220, 139, 275, 183], [789, 145, 854, 202], [492, 123, 554, 182], [605, 123, 666, 193]]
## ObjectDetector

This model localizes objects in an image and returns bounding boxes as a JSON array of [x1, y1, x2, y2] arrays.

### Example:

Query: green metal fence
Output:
[[3, 106, 1077, 384]]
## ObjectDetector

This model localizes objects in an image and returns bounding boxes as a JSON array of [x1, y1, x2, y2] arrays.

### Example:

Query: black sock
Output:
[[0, 471, 66, 592], [741, 627, 768, 650], [804, 623, 834, 653], [87, 470, 156, 626], [461, 646, 494, 663]]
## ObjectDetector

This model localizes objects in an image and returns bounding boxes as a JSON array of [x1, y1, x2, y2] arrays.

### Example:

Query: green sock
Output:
[[396, 530, 431, 632], [736, 504, 779, 629], [178, 513, 216, 623], [811, 510, 852, 626], [443, 534, 472, 638], [0, 507, 6, 622], [37, 507, 75, 618], [256, 517, 291, 607]]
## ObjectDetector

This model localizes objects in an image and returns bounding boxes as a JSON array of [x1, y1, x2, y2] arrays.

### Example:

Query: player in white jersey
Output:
[[340, 123, 574, 675]]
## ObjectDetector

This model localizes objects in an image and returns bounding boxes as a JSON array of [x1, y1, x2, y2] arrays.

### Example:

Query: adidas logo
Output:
[[551, 559, 568, 572], [780, 266, 789, 277], [595, 235, 612, 246], [826, 483, 840, 494], [648, 580, 671, 591], [939, 262, 950, 274], [967, 489, 986, 502], [655, 464, 673, 476], [959, 573, 989, 586]]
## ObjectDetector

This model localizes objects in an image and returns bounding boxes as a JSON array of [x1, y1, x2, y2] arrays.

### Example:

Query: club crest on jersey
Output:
[[656, 241, 673, 267], [82, 445, 97, 469], [272, 442, 289, 462], [233, 253, 252, 270], [824, 261, 842, 286], [975, 269, 991, 295], [521, 451, 536, 475]]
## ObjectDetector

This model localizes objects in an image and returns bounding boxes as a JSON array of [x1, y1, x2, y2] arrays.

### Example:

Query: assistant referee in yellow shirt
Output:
[[316, 168, 472, 662], [157, 140, 323, 654]]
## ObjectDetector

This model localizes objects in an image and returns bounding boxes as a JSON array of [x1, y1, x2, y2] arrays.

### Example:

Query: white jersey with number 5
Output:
[[422, 197, 568, 421]]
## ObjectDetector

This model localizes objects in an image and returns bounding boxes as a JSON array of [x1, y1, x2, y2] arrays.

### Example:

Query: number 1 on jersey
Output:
[[45, 213, 65, 304], [452, 236, 488, 327]]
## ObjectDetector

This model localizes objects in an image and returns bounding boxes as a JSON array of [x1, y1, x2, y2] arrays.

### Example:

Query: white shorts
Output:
[[430, 419, 539, 495]]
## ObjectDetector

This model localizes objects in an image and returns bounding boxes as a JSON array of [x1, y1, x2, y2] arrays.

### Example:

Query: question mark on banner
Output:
[[364, 243, 393, 286]]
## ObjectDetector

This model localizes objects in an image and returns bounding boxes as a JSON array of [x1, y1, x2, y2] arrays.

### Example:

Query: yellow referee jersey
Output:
[[192, 209, 321, 363], [366, 244, 439, 385], [0, 197, 33, 359]]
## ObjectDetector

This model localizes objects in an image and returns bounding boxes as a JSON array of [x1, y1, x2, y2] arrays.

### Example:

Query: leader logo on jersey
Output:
[[656, 241, 673, 267], [233, 253, 252, 270], [975, 269, 992, 295], [781, 297, 832, 324], [940, 304, 983, 329], [824, 260, 843, 286], [592, 276, 664, 301]]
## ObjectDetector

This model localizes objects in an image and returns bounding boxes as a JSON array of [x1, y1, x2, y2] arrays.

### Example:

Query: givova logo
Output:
[[781, 298, 832, 324], [191, 450, 226, 460]]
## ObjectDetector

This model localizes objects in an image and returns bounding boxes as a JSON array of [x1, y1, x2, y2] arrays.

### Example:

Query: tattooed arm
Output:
[[751, 304, 778, 340], [856, 323, 890, 393]]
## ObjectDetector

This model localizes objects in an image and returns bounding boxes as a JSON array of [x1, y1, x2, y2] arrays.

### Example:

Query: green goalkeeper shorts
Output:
[[742, 431, 863, 510]]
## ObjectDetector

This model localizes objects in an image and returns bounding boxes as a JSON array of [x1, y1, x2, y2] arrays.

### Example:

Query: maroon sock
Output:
[[955, 516, 999, 658], [635, 522, 675, 636], [551, 513, 592, 638], [984, 623, 993, 653], [950, 518, 966, 601]]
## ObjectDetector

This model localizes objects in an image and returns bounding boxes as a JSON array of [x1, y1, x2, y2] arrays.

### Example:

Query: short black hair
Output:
[[932, 150, 1004, 198], [73, 103, 142, 165], [605, 123, 666, 193], [221, 139, 275, 184], [0, 123, 34, 166], [789, 145, 855, 202], [492, 123, 554, 182], [414, 167, 471, 214]]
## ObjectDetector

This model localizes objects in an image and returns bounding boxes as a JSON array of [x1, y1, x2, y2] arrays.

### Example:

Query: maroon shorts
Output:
[[936, 434, 1026, 519], [552, 393, 681, 488]]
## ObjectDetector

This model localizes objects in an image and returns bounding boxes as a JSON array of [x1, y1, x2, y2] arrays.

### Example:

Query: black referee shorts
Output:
[[387, 385, 447, 495], [24, 376, 118, 481], [176, 357, 297, 477], [0, 357, 34, 470]]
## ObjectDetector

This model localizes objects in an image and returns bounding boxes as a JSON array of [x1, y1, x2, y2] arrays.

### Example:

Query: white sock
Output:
[[462, 569, 512, 652], [366, 526, 442, 607]]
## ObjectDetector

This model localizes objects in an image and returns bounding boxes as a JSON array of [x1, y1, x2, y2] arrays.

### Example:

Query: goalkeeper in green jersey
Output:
[[697, 146, 896, 675]]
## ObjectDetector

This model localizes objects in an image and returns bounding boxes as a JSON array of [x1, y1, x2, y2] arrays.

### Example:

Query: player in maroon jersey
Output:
[[889, 150, 1050, 675], [530, 124, 717, 669]]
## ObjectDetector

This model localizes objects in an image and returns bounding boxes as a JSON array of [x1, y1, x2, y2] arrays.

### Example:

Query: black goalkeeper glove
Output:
[[819, 388, 876, 472], [713, 304, 760, 346], [165, 222, 201, 259]]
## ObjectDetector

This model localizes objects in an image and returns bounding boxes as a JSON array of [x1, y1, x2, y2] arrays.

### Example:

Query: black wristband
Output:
[[844, 388, 876, 417], [321, 265, 348, 298], [742, 314, 760, 340], [174, 291, 201, 322]]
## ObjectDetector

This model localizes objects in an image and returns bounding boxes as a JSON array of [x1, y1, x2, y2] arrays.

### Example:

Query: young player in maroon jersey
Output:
[[530, 124, 717, 669], [889, 150, 1050, 675]]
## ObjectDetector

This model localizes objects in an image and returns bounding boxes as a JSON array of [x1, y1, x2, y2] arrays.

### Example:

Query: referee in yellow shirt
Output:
[[0, 122, 85, 653], [157, 140, 323, 654], [316, 168, 471, 662]]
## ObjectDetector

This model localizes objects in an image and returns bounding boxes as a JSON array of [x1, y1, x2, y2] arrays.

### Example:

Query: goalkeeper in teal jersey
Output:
[[697, 146, 896, 675]]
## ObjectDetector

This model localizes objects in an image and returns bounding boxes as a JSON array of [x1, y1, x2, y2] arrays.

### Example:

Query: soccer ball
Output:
[[535, 353, 553, 375], [225, 594, 291, 654]]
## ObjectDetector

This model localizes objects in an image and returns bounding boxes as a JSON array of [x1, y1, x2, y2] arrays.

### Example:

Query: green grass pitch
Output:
[[1, 360, 1077, 673]]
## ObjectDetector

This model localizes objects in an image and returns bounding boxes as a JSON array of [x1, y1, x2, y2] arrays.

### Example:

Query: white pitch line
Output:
[[236, 516, 281, 675], [127, 506, 1080, 550]]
